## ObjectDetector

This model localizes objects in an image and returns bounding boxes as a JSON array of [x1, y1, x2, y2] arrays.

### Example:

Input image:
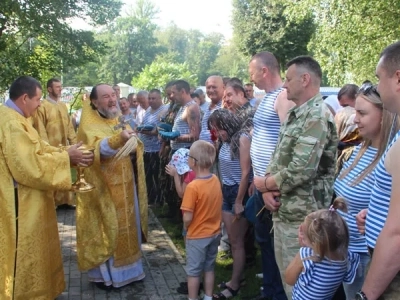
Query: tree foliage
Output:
[[63, 62, 101, 86], [157, 24, 224, 85], [283, 0, 400, 86], [95, 0, 163, 84], [231, 0, 315, 72], [210, 42, 250, 81], [155, 22, 188, 63], [132, 53, 197, 91], [0, 0, 121, 90]]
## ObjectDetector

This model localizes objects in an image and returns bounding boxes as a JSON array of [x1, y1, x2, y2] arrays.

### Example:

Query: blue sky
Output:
[[71, 0, 233, 39]]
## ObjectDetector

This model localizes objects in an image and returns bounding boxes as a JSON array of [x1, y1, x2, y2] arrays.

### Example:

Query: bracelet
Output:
[[264, 177, 269, 191]]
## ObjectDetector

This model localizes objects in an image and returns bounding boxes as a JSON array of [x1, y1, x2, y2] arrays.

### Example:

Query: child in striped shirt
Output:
[[285, 203, 360, 300]]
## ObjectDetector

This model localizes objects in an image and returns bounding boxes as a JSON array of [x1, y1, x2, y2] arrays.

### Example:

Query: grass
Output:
[[152, 205, 263, 299]]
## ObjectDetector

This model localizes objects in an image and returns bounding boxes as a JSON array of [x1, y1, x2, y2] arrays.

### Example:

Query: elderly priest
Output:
[[76, 83, 148, 290]]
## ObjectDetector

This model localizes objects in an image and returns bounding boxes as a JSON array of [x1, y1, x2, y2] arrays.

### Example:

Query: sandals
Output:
[[213, 285, 240, 299], [217, 279, 246, 289]]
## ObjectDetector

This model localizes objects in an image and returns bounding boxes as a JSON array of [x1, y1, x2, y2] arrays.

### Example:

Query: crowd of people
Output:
[[1, 41, 400, 300]]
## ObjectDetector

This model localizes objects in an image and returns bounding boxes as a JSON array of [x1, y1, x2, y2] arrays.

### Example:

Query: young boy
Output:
[[181, 140, 223, 300]]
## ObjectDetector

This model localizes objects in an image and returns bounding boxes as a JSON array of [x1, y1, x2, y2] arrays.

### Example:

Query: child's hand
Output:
[[165, 164, 177, 176], [298, 223, 310, 247], [356, 209, 368, 235]]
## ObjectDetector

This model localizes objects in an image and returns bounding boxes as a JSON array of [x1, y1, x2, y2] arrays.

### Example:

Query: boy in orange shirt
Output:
[[181, 140, 223, 300]]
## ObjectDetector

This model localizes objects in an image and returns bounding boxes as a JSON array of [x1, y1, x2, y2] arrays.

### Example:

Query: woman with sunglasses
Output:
[[333, 82, 399, 299], [208, 109, 253, 299]]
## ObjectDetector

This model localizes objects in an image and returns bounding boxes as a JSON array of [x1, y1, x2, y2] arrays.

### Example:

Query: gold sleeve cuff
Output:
[[108, 133, 124, 149]]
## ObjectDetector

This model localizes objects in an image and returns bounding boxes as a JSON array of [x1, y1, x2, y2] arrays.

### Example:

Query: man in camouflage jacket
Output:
[[262, 56, 338, 298]]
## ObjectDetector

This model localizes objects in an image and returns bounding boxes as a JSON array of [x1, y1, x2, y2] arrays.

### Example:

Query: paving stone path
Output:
[[56, 208, 187, 300]]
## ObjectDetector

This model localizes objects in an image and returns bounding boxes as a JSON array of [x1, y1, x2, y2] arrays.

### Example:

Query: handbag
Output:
[[244, 194, 257, 224]]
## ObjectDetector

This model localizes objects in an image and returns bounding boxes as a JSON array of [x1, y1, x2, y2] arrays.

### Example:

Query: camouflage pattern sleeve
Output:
[[272, 117, 330, 194]]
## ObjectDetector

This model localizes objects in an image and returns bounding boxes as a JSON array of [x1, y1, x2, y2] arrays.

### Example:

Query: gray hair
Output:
[[136, 90, 148, 98], [194, 88, 204, 96]]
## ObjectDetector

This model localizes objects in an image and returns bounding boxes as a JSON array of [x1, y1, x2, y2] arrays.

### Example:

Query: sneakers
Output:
[[218, 250, 232, 260]]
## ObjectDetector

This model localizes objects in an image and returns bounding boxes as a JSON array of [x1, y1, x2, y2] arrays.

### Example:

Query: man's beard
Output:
[[98, 107, 120, 119]]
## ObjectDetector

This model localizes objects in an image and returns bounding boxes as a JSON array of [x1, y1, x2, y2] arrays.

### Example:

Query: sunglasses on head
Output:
[[359, 82, 380, 97]]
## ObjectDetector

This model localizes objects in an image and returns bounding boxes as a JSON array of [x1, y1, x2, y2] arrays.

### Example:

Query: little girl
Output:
[[285, 200, 360, 300]]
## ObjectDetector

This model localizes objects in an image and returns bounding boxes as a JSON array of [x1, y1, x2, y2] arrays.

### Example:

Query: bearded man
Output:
[[76, 84, 148, 290]]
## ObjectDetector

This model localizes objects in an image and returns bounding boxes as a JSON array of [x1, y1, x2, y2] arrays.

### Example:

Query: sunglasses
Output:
[[359, 82, 380, 97]]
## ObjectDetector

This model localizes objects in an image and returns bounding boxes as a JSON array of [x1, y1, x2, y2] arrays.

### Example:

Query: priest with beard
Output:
[[76, 84, 148, 290]]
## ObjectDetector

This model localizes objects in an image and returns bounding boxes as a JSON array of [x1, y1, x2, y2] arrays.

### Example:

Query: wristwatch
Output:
[[355, 291, 368, 300]]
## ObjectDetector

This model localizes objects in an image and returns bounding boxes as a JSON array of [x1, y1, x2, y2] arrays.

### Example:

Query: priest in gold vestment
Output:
[[76, 84, 148, 290], [0, 76, 91, 300], [32, 78, 77, 207]]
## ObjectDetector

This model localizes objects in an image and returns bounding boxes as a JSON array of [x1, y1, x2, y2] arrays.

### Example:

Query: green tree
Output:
[[0, 0, 121, 90], [96, 0, 163, 84], [185, 31, 224, 85], [231, 0, 315, 72], [283, 0, 400, 86], [63, 62, 101, 86], [210, 41, 250, 81], [132, 53, 197, 91], [156, 25, 224, 85], [155, 22, 188, 63]]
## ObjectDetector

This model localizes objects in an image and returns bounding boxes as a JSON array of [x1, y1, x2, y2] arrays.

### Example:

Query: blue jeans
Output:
[[222, 184, 250, 214], [343, 252, 370, 299], [254, 191, 287, 300]]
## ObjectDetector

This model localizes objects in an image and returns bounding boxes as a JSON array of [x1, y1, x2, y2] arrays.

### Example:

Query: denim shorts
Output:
[[222, 184, 250, 214], [185, 234, 221, 276]]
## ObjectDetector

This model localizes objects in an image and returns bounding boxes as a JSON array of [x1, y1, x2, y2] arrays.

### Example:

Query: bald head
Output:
[[206, 75, 223, 85], [250, 51, 280, 75], [206, 76, 224, 104], [248, 51, 283, 91]]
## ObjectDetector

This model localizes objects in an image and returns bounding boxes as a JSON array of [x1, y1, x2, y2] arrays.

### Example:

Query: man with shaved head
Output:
[[260, 56, 337, 298], [200, 76, 224, 143], [248, 51, 295, 300]]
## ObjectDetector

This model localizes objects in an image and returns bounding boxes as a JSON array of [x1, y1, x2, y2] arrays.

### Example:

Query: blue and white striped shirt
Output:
[[334, 145, 377, 253], [292, 247, 360, 300], [219, 134, 253, 186], [139, 105, 168, 153], [365, 130, 400, 248], [199, 101, 221, 144], [250, 88, 283, 176], [171, 100, 196, 150]]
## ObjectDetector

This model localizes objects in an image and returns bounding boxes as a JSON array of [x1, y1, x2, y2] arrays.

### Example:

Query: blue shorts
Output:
[[222, 184, 250, 214]]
